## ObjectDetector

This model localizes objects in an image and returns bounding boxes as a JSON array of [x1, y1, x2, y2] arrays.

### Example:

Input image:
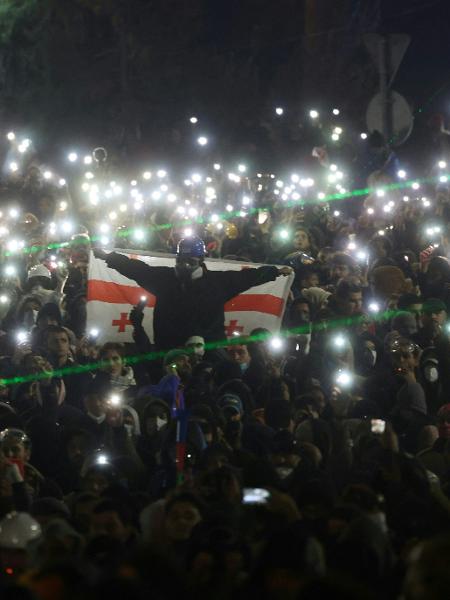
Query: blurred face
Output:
[[293, 230, 310, 251], [85, 394, 106, 418], [292, 302, 310, 324], [101, 349, 123, 376], [165, 501, 202, 542], [227, 345, 250, 366], [83, 471, 109, 495], [391, 345, 417, 373], [174, 354, 192, 378], [90, 510, 130, 543], [423, 310, 447, 327], [331, 264, 351, 281], [1, 438, 29, 462], [66, 435, 89, 468], [175, 256, 202, 280], [145, 405, 169, 437], [348, 292, 363, 315], [302, 273, 319, 288], [47, 332, 70, 358]]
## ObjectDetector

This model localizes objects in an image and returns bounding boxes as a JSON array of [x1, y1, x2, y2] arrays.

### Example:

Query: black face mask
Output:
[[175, 257, 202, 282]]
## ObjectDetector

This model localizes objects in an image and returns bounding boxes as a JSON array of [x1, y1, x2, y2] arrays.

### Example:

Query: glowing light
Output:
[[397, 170, 406, 179], [333, 335, 347, 348], [184, 228, 193, 237], [9, 208, 19, 219], [360, 132, 368, 140], [226, 204, 233, 212], [440, 174, 448, 183], [333, 210, 340, 217], [6, 132, 15, 141], [197, 136, 208, 146], [156, 169, 167, 178], [275, 107, 284, 116], [84, 155, 93, 165], [331, 133, 339, 141], [43, 171, 52, 180], [368, 302, 380, 313], [68, 152, 78, 162], [356, 250, 368, 261], [190, 116, 198, 124], [143, 171, 151, 180], [191, 173, 202, 183], [411, 182, 420, 190], [59, 201, 68, 211], [335, 370, 353, 388], [269, 336, 284, 350], [367, 207, 374, 215], [133, 228, 145, 241], [334, 126, 343, 135], [0, 295, 8, 304], [317, 192, 326, 200], [438, 160, 447, 169], [85, 172, 94, 180], [333, 108, 340, 115], [4, 265, 16, 276], [59, 178, 66, 186], [9, 162, 18, 172], [279, 229, 290, 240], [309, 109, 319, 119], [61, 221, 73, 233], [238, 164, 247, 173], [213, 163, 221, 170]]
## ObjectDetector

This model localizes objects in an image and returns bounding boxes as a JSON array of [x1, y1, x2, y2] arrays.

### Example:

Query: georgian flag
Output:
[[87, 250, 293, 343]]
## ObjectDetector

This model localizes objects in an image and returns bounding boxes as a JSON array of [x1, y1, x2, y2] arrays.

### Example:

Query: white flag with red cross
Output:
[[87, 250, 293, 344]]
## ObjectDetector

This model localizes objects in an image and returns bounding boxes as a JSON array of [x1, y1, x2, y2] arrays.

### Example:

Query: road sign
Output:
[[366, 90, 414, 146], [364, 33, 410, 87]]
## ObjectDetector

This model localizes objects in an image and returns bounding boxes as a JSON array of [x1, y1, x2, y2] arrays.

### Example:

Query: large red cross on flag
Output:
[[87, 250, 293, 343]]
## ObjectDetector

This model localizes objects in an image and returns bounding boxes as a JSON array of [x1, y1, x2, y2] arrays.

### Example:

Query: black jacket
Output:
[[105, 253, 280, 349]]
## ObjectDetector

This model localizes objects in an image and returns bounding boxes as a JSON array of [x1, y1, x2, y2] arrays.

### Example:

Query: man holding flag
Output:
[[94, 236, 292, 350]]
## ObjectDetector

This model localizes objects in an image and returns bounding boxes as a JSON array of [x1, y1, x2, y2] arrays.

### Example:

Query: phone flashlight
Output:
[[332, 334, 347, 349], [16, 330, 28, 344], [269, 336, 284, 351], [335, 369, 353, 388], [368, 302, 380, 313], [371, 419, 386, 434], [109, 394, 122, 407], [242, 488, 271, 505], [89, 328, 99, 339], [96, 454, 109, 465]]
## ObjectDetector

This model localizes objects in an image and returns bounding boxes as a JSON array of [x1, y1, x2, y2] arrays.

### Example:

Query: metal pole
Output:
[[379, 35, 392, 145]]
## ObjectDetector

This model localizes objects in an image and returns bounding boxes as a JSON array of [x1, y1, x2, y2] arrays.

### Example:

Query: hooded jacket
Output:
[[104, 252, 280, 349]]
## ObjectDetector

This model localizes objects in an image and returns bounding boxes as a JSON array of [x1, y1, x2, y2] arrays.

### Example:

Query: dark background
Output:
[[1, 0, 449, 170]]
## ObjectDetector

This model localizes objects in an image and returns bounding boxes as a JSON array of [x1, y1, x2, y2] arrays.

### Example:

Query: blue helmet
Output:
[[177, 236, 206, 258]]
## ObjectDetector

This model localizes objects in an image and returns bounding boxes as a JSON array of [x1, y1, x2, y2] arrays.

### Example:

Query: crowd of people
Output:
[[0, 141, 450, 600]]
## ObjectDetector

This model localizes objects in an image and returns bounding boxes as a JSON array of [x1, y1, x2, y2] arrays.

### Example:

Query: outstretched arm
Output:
[[220, 265, 293, 301], [93, 249, 170, 295]]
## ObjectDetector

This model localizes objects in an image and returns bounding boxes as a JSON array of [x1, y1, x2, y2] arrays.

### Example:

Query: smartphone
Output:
[[242, 487, 271, 505], [371, 419, 386, 434], [258, 210, 269, 225], [137, 295, 147, 309]]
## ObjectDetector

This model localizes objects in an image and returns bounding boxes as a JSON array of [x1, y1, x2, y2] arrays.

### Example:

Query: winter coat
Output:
[[105, 252, 280, 349]]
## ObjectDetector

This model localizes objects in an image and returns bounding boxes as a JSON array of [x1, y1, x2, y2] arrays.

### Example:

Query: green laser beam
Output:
[[0, 309, 403, 387], [2, 172, 446, 261]]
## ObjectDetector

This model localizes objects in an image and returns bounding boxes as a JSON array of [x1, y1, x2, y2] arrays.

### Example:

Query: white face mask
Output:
[[23, 309, 38, 329], [156, 416, 168, 431], [124, 423, 134, 436], [424, 365, 439, 383], [276, 466, 294, 480]]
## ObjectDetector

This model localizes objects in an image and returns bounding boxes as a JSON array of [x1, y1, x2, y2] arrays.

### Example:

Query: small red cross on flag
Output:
[[112, 312, 132, 333], [224, 319, 244, 338]]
